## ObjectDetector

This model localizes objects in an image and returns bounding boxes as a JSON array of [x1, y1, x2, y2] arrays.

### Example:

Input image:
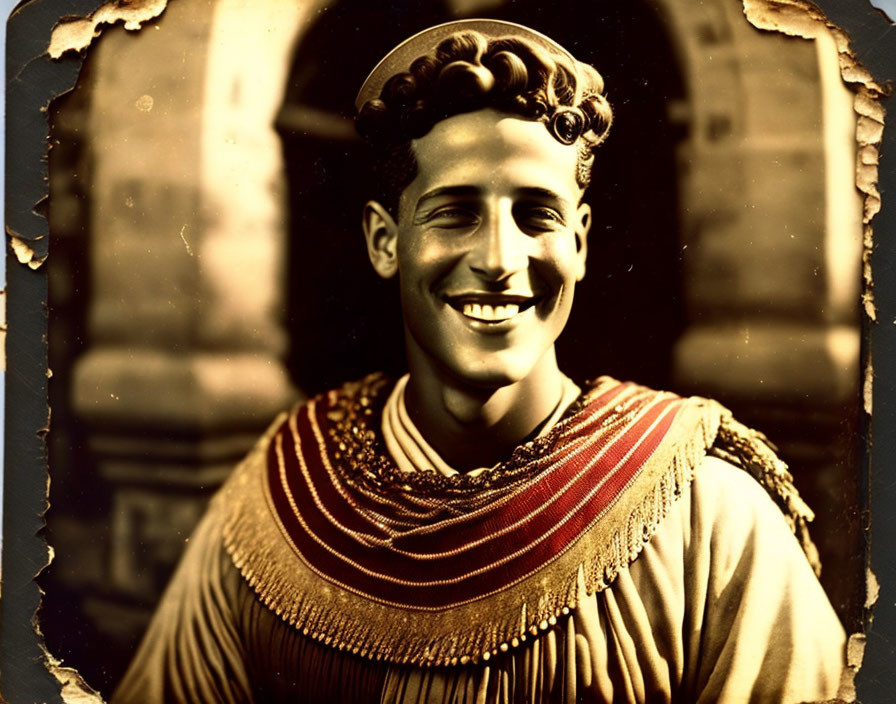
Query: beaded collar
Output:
[[322, 372, 596, 498], [218, 373, 818, 666]]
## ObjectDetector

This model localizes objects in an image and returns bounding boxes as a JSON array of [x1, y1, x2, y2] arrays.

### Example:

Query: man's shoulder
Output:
[[691, 454, 790, 523]]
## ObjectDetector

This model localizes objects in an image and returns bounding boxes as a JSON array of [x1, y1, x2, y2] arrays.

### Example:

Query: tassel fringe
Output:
[[218, 392, 820, 666]]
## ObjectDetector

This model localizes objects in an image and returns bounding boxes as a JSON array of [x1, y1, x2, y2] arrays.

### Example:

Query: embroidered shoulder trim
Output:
[[216, 375, 814, 666]]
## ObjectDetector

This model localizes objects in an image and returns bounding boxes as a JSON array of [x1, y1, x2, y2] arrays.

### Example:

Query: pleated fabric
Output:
[[112, 456, 845, 704]]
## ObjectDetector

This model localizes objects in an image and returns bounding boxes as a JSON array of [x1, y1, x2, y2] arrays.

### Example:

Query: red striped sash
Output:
[[265, 376, 684, 609]]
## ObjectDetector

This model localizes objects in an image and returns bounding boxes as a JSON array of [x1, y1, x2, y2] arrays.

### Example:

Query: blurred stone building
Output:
[[44, 0, 865, 695]]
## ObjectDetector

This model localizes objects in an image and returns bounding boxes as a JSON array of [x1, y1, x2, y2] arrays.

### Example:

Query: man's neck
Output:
[[403, 351, 568, 473]]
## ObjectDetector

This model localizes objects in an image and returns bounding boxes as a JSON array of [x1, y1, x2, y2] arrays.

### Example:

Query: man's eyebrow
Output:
[[515, 187, 569, 205], [415, 186, 481, 209]]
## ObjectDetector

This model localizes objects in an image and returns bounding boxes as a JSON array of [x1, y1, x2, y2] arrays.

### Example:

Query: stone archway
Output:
[[45, 0, 312, 692], [651, 0, 861, 394], [277, 0, 690, 393], [654, 0, 864, 628], [44, 0, 863, 693]]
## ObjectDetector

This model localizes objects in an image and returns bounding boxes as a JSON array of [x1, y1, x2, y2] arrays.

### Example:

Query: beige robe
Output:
[[112, 455, 845, 703]]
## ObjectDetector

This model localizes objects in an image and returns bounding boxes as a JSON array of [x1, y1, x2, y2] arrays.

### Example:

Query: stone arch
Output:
[[272, 0, 862, 624], [650, 0, 861, 383], [277, 0, 690, 393], [654, 0, 863, 628], [44, 0, 863, 693]]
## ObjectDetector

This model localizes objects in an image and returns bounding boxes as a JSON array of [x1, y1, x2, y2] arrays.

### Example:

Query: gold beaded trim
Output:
[[217, 377, 740, 666]]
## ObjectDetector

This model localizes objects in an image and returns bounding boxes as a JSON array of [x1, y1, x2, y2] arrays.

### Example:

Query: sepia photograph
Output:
[[4, 0, 896, 701]]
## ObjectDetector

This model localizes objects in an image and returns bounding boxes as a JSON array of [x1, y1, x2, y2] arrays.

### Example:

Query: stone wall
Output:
[[43, 0, 865, 694], [658, 0, 863, 625], [45, 0, 304, 692]]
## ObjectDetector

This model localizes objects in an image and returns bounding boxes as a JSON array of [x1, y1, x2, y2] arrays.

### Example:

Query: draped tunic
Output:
[[113, 376, 845, 703]]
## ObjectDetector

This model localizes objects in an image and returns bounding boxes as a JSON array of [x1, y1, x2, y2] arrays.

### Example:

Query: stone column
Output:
[[71, 0, 303, 613], [670, 9, 861, 403], [657, 0, 863, 625]]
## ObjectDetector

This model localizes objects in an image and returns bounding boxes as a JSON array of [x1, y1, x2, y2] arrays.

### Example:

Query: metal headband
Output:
[[354, 19, 579, 112]]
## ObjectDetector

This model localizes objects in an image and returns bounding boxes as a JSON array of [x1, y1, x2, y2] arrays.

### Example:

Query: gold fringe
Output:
[[217, 396, 734, 667]]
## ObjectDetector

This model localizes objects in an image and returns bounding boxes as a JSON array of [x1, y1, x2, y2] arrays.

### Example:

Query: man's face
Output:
[[369, 109, 591, 389]]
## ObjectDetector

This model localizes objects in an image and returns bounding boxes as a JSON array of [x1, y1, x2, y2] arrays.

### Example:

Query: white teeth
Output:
[[459, 302, 523, 322]]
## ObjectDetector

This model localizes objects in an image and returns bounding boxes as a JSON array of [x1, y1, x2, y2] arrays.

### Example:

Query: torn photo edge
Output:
[[2, 0, 896, 701]]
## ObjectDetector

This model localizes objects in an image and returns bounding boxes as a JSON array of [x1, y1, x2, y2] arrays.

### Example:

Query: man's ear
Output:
[[362, 200, 399, 279], [574, 202, 591, 281]]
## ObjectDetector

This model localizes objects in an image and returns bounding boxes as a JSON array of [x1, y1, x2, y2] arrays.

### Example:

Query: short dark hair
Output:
[[356, 30, 613, 216]]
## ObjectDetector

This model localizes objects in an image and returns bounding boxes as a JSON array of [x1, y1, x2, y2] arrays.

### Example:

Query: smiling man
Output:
[[114, 20, 846, 704], [364, 107, 592, 472]]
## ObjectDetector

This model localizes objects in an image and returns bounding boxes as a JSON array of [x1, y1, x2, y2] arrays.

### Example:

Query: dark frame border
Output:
[[4, 0, 104, 699], [2, 0, 894, 701]]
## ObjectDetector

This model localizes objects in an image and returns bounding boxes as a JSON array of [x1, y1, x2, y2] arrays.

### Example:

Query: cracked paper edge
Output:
[[7, 228, 48, 270], [9, 0, 172, 277], [743, 1, 888, 701], [28, 1, 174, 701], [30, 396, 100, 703], [47, 0, 169, 59], [35, 435, 104, 704], [18, 0, 885, 701]]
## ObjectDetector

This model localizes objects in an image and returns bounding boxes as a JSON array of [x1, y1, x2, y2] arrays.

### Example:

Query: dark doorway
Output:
[[278, 0, 687, 395]]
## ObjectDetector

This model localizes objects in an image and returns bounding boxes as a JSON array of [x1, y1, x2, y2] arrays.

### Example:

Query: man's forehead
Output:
[[405, 110, 582, 199], [414, 109, 568, 148]]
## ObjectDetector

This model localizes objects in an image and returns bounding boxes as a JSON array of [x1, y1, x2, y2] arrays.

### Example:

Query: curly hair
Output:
[[356, 30, 613, 216]]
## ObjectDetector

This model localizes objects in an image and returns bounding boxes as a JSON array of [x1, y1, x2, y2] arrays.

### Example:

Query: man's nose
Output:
[[469, 205, 528, 280]]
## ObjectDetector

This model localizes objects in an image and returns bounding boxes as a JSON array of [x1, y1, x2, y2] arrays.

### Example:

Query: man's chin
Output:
[[443, 357, 535, 392], [406, 327, 550, 392]]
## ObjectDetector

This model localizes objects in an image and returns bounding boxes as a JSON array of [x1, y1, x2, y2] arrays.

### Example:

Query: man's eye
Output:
[[516, 206, 564, 230], [428, 207, 479, 226]]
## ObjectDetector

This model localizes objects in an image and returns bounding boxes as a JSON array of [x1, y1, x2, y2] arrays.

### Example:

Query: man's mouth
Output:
[[444, 294, 540, 324]]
